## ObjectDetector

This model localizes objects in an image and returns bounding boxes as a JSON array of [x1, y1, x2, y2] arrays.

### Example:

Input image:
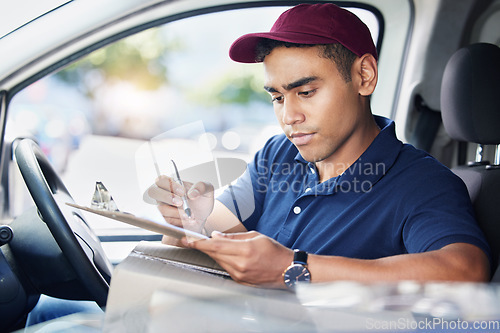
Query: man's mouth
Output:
[[290, 132, 315, 146]]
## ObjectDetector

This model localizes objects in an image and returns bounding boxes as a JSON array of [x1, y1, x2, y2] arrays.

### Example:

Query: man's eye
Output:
[[299, 89, 317, 97], [272, 95, 284, 103]]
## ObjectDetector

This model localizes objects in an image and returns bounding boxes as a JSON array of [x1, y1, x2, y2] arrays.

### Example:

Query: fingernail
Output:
[[174, 187, 184, 196], [211, 231, 224, 238], [188, 189, 200, 198], [172, 197, 182, 206]]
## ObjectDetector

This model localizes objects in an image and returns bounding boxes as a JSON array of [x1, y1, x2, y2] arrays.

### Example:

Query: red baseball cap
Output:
[[229, 3, 378, 63]]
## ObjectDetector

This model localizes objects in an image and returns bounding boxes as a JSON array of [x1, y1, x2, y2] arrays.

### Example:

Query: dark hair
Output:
[[255, 39, 357, 82]]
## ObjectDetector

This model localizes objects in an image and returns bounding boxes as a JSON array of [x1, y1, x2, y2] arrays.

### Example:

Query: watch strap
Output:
[[293, 249, 308, 265]]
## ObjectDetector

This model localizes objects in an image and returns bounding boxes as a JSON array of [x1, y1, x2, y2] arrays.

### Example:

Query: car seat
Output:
[[440, 42, 500, 281]]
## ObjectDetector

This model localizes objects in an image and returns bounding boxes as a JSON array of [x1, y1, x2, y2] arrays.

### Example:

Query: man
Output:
[[149, 3, 490, 288]]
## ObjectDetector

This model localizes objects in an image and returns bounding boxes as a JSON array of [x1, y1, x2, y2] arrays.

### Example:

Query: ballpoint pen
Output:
[[171, 159, 193, 218]]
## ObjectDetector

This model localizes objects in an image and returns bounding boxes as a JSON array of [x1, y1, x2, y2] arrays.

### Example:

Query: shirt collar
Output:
[[294, 115, 403, 193]]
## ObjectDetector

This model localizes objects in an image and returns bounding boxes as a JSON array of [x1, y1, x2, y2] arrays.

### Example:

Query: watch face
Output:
[[283, 264, 311, 288]]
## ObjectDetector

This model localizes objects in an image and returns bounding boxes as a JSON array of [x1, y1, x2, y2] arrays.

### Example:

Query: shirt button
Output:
[[305, 188, 312, 193], [293, 206, 301, 214], [310, 168, 315, 174]]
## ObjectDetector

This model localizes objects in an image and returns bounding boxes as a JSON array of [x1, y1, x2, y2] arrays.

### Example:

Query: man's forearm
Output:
[[307, 243, 490, 283], [205, 200, 247, 234]]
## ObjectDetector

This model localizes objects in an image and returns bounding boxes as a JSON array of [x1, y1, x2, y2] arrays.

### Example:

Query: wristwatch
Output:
[[283, 249, 311, 289]]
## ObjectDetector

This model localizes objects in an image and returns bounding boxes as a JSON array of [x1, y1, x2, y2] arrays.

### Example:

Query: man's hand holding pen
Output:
[[146, 166, 293, 287], [147, 174, 215, 245]]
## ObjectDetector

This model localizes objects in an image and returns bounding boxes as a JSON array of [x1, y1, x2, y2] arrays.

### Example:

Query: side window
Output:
[[7, 6, 381, 233]]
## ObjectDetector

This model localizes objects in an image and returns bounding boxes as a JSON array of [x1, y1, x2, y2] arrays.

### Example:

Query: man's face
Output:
[[263, 46, 366, 165]]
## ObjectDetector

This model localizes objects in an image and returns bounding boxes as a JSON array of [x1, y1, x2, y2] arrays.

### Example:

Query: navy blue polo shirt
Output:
[[218, 116, 491, 261]]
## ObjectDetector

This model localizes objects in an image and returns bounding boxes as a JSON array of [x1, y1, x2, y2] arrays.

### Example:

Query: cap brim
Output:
[[229, 32, 338, 63]]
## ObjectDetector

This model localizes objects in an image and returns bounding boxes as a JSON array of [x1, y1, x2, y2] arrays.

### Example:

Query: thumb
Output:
[[188, 181, 214, 199]]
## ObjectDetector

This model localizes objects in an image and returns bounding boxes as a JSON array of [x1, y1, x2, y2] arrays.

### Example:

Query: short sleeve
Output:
[[216, 136, 280, 230], [401, 164, 491, 263]]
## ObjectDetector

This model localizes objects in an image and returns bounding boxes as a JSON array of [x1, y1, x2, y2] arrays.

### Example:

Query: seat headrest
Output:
[[441, 43, 500, 144]]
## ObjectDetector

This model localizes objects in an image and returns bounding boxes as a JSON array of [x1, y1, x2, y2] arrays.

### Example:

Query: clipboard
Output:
[[66, 202, 208, 240]]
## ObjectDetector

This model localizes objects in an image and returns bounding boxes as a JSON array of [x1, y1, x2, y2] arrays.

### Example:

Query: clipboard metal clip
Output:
[[90, 181, 119, 212]]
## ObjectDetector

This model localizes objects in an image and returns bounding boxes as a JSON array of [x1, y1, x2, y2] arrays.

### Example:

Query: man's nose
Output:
[[281, 99, 305, 125]]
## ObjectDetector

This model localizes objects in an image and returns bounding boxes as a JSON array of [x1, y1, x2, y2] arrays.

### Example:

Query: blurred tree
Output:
[[188, 70, 270, 107], [55, 26, 268, 108], [55, 29, 176, 97], [218, 75, 270, 105]]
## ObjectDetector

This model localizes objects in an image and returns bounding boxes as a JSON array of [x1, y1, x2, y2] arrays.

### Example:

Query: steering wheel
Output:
[[14, 139, 112, 307]]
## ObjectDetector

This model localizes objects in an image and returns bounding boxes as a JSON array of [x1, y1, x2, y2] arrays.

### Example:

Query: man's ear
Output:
[[353, 54, 378, 96]]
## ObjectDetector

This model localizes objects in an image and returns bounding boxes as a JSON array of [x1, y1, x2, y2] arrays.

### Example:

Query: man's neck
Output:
[[315, 117, 381, 183]]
